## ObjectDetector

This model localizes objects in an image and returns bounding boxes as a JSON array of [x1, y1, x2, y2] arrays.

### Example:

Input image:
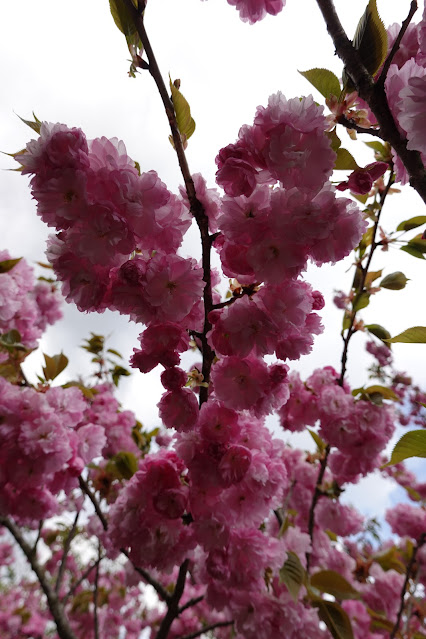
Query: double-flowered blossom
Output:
[[0, 250, 62, 351]]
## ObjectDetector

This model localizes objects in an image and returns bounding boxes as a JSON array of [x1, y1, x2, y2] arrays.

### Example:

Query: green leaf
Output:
[[112, 451, 138, 479], [313, 600, 354, 639], [308, 429, 326, 453], [298, 68, 341, 100], [42, 352, 69, 381], [383, 430, 426, 467], [109, 0, 138, 36], [400, 245, 425, 260], [364, 269, 382, 288], [334, 148, 359, 171], [310, 571, 359, 600], [343, 0, 387, 94], [379, 271, 409, 290], [111, 365, 131, 387], [279, 552, 305, 603], [17, 112, 42, 135], [169, 77, 196, 142], [397, 216, 426, 232], [365, 324, 391, 344], [364, 141, 386, 153], [327, 128, 342, 153], [363, 385, 399, 401], [107, 348, 123, 359], [0, 329, 26, 352], [0, 258, 22, 274], [403, 233, 426, 254], [352, 291, 370, 312], [386, 326, 426, 344]]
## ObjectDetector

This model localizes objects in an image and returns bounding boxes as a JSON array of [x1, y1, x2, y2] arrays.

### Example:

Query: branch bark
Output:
[[316, 0, 426, 203], [0, 514, 77, 639]]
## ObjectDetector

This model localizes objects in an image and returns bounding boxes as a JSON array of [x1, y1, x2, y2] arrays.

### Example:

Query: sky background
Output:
[[1, 0, 425, 519]]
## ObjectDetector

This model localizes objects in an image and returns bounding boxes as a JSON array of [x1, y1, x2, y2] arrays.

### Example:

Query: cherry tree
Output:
[[1, 1, 426, 638]]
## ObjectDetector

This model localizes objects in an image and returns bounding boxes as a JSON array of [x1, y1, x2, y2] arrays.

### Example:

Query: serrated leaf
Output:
[[383, 430, 426, 467], [400, 245, 425, 259], [365, 323, 391, 343], [111, 365, 131, 387], [279, 552, 305, 603], [344, 0, 387, 93], [107, 348, 123, 359], [308, 429, 326, 452], [373, 547, 406, 573], [379, 272, 409, 290], [334, 148, 359, 171], [299, 68, 341, 99], [42, 352, 69, 381], [17, 112, 42, 135], [310, 571, 359, 600], [386, 326, 426, 344], [397, 216, 426, 232], [364, 385, 398, 401], [0, 258, 22, 274], [169, 77, 196, 142], [109, 0, 138, 36], [404, 234, 426, 254], [313, 600, 354, 639], [0, 329, 26, 352]]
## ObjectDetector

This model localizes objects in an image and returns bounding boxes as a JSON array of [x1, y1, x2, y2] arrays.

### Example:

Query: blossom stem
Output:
[[378, 1, 418, 86], [122, 0, 215, 405], [316, 0, 426, 203], [390, 533, 426, 639], [306, 444, 330, 573], [0, 514, 77, 639], [55, 511, 80, 594]]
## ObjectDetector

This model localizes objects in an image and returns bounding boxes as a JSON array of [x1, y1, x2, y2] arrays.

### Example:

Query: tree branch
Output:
[[378, 1, 418, 86], [176, 620, 234, 639], [79, 476, 108, 531], [390, 533, 426, 639], [56, 511, 80, 594], [155, 559, 190, 639], [305, 444, 330, 573], [177, 595, 204, 615], [0, 514, 77, 639], [62, 556, 102, 604], [316, 0, 426, 203]]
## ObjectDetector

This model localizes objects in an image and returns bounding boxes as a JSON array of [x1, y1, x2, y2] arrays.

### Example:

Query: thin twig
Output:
[[176, 620, 234, 639], [120, 547, 171, 603], [0, 514, 77, 639], [339, 170, 395, 385], [306, 444, 330, 573], [62, 557, 102, 604], [78, 476, 108, 531], [177, 595, 204, 615], [390, 533, 426, 639], [30, 519, 44, 559], [93, 542, 101, 639], [337, 115, 383, 138], [378, 1, 418, 86], [56, 511, 80, 594]]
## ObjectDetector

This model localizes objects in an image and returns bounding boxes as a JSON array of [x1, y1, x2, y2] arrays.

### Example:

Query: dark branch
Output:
[[177, 595, 204, 615], [316, 0, 426, 204], [306, 444, 330, 573], [56, 511, 80, 594], [176, 620, 234, 639], [0, 514, 77, 639], [155, 560, 190, 639], [337, 115, 383, 138], [79, 476, 108, 531]]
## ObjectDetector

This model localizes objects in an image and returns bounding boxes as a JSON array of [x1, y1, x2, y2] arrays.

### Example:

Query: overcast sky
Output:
[[1, 0, 425, 515]]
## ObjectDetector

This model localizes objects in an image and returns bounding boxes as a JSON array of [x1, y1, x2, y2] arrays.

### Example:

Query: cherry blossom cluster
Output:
[[0, 250, 61, 353], [0, 378, 138, 525]]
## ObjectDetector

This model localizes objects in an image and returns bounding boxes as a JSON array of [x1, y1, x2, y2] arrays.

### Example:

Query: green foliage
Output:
[[386, 326, 426, 344], [352, 291, 370, 312], [42, 352, 69, 382], [401, 234, 426, 259], [379, 271, 409, 290], [310, 570, 359, 600], [397, 216, 426, 232], [16, 112, 42, 135], [312, 600, 354, 639], [342, 0, 388, 93], [365, 323, 391, 344], [0, 257, 22, 273], [384, 430, 426, 466], [279, 551, 305, 603], [109, 0, 138, 36], [298, 68, 341, 99], [169, 77, 196, 143], [334, 148, 359, 171]]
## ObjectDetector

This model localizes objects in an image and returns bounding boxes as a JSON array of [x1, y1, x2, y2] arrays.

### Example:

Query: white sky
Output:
[[1, 0, 425, 515]]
